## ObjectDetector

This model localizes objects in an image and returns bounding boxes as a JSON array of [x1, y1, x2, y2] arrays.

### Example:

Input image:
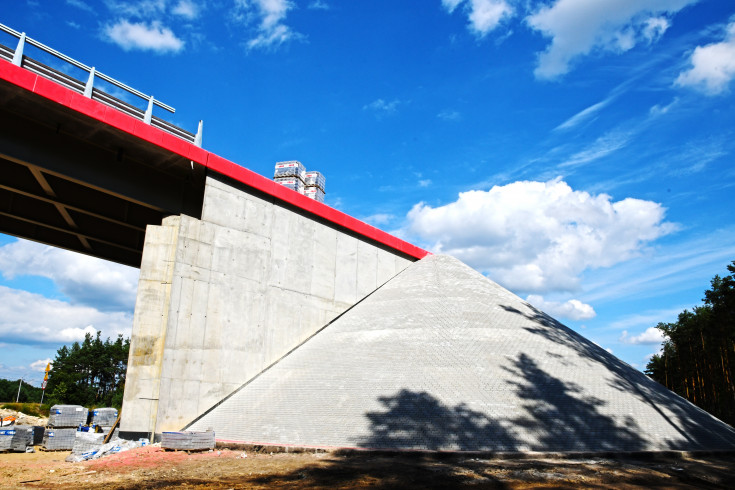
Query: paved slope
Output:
[[189, 255, 735, 451]]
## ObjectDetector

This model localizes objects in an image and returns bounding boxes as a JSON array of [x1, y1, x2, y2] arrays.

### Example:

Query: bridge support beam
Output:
[[120, 174, 414, 439]]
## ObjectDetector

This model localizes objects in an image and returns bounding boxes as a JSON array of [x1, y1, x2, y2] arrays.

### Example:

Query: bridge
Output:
[[3, 26, 733, 453]]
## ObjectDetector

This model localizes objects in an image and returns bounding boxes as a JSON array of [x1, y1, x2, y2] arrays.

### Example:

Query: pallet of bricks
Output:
[[42, 405, 119, 452], [273, 160, 305, 194], [273, 161, 327, 203], [43, 404, 89, 450], [0, 426, 44, 453], [304, 170, 326, 203], [161, 430, 215, 452]]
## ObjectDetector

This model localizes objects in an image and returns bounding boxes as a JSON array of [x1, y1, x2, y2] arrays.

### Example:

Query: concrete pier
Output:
[[120, 174, 414, 438]]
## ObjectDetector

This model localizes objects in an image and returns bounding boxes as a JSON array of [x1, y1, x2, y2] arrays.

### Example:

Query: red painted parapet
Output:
[[0, 59, 430, 260]]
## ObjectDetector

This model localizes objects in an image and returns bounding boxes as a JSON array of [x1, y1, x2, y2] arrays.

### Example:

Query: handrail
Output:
[[0, 22, 202, 146]]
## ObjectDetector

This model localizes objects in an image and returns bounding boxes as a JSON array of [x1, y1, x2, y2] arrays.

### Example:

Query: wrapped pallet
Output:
[[304, 171, 326, 191], [304, 186, 325, 202], [274, 177, 304, 194], [161, 430, 215, 451], [0, 429, 14, 452], [43, 428, 77, 450], [48, 405, 88, 427], [71, 431, 106, 456], [90, 408, 118, 427], [273, 160, 306, 181], [10, 426, 38, 452]]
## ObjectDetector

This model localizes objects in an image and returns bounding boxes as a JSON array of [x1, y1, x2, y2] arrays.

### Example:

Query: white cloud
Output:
[[363, 98, 400, 115], [526, 0, 698, 79], [443, 0, 514, 37], [172, 0, 199, 19], [406, 178, 676, 293], [620, 326, 665, 345], [104, 19, 184, 53], [676, 21, 735, 95], [234, 0, 298, 50], [643, 16, 670, 42], [0, 240, 139, 312], [555, 98, 612, 131], [30, 359, 52, 372], [526, 294, 596, 321], [308, 0, 329, 10], [418, 179, 432, 188], [558, 129, 632, 168], [0, 286, 133, 347], [438, 109, 462, 121]]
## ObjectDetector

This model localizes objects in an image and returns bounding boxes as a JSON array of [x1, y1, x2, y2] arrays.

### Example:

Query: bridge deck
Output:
[[0, 59, 428, 266]]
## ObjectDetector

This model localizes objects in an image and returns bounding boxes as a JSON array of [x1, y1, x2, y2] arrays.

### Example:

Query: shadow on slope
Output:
[[251, 355, 652, 487], [354, 354, 645, 452], [503, 303, 735, 449]]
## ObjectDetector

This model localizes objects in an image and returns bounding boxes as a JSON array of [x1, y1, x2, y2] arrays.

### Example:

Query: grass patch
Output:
[[1, 402, 50, 417]]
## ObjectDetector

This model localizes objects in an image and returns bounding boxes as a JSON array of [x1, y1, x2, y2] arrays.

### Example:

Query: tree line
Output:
[[46, 331, 130, 409], [646, 260, 735, 427], [0, 378, 42, 403]]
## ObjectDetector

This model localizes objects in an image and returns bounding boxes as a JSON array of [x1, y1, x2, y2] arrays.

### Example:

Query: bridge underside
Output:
[[0, 77, 205, 267]]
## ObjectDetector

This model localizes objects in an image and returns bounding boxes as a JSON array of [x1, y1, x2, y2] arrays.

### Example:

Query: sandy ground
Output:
[[2, 446, 734, 489]]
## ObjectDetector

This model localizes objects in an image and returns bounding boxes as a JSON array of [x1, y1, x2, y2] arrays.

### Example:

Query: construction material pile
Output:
[[161, 430, 215, 451], [48, 405, 88, 428], [273, 161, 326, 203]]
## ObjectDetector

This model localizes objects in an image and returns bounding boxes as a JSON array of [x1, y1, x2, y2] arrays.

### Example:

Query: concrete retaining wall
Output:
[[120, 174, 414, 437]]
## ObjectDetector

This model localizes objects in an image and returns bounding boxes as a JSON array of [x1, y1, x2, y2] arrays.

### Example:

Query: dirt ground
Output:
[[2, 446, 734, 489]]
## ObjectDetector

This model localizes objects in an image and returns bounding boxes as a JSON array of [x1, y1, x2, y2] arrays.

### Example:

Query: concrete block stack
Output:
[[161, 430, 215, 451], [0, 429, 14, 451], [274, 161, 306, 193], [273, 161, 326, 202], [43, 428, 77, 450], [45, 405, 89, 450], [0, 426, 46, 452], [304, 171, 326, 203], [48, 405, 88, 427], [90, 408, 118, 431], [71, 431, 107, 457]]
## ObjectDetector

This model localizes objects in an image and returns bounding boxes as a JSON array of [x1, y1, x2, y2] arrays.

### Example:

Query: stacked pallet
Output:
[[90, 408, 118, 431], [43, 428, 77, 450], [273, 161, 327, 202], [44, 404, 88, 450], [161, 430, 215, 451], [71, 431, 106, 456], [48, 405, 88, 427], [0, 426, 45, 453], [0, 429, 14, 451]]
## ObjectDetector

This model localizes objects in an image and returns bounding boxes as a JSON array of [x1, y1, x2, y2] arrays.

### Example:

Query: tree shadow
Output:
[[357, 389, 517, 452], [503, 353, 644, 452], [502, 302, 735, 449], [251, 351, 655, 487]]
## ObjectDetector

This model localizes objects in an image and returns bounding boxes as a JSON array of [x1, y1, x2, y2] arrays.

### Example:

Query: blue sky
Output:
[[2, 0, 735, 387]]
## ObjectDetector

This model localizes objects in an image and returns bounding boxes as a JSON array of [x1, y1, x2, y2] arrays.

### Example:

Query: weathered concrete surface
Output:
[[120, 174, 413, 437], [188, 254, 735, 452]]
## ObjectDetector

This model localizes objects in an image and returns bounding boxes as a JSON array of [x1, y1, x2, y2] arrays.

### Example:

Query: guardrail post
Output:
[[84, 67, 96, 97], [144, 95, 154, 124], [12, 32, 26, 66], [194, 120, 203, 147]]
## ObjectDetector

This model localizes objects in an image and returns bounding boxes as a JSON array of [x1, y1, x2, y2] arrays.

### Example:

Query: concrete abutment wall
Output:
[[120, 174, 414, 437]]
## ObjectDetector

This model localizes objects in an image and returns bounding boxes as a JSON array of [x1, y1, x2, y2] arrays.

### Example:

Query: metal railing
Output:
[[0, 22, 203, 147]]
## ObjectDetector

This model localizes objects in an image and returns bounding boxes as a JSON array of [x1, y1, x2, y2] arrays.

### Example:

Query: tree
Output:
[[45, 331, 130, 408], [645, 261, 735, 426], [0, 378, 42, 403]]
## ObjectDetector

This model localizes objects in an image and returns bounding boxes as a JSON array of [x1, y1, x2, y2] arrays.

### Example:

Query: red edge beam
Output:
[[0, 59, 430, 260]]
